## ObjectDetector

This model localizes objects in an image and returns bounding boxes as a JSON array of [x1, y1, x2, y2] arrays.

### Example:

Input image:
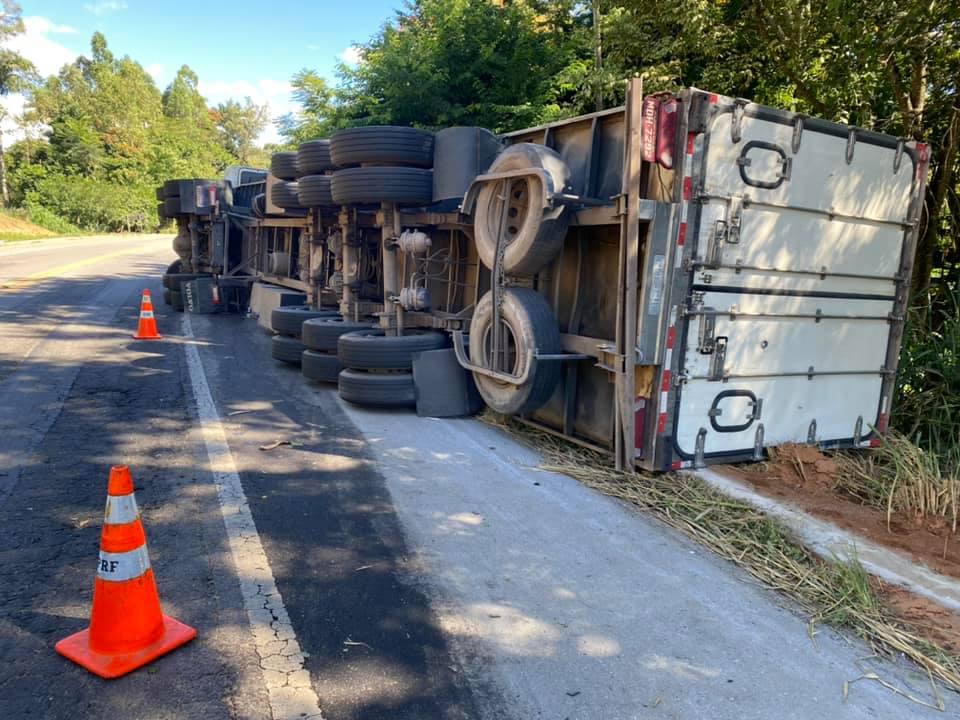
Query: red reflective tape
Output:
[[686, 133, 695, 156], [709, 94, 719, 104], [666, 326, 676, 349], [671, 460, 683, 470], [869, 438, 882, 448], [661, 370, 671, 392], [877, 413, 889, 433], [682, 176, 692, 200], [657, 414, 667, 434], [677, 223, 687, 246]]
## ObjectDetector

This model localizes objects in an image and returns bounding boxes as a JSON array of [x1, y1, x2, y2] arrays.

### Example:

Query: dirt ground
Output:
[[723, 445, 960, 580], [721, 445, 960, 658]]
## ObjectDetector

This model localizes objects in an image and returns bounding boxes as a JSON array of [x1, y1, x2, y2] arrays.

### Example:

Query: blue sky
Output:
[[7, 0, 406, 143]]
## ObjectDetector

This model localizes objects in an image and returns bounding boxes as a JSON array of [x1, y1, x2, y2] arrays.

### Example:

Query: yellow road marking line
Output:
[[0, 246, 152, 291]]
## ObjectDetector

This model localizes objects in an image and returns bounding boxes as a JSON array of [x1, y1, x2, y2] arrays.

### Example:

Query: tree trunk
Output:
[[0, 132, 8, 207], [912, 94, 960, 295]]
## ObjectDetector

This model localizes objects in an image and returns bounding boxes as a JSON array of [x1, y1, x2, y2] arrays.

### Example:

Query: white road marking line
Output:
[[182, 314, 324, 720]]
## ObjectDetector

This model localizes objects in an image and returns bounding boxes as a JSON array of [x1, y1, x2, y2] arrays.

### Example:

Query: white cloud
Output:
[[338, 46, 363, 66], [83, 1, 128, 15], [198, 78, 296, 146], [6, 16, 79, 78], [0, 16, 80, 142], [24, 17, 78, 34], [145, 63, 168, 87]]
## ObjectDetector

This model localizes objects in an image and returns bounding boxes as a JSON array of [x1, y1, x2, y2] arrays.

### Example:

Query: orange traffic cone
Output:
[[133, 289, 161, 339], [56, 466, 196, 678]]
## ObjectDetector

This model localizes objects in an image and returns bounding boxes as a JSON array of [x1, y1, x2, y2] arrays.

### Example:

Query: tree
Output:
[[0, 1, 38, 204], [213, 98, 267, 163], [162, 65, 209, 123], [332, 0, 587, 131], [277, 69, 339, 145]]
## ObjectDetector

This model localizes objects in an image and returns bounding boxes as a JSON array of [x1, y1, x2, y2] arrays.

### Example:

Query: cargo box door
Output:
[[670, 98, 921, 463]]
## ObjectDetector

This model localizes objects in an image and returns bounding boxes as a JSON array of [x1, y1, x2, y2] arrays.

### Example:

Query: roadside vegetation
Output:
[[0, 2, 956, 505]]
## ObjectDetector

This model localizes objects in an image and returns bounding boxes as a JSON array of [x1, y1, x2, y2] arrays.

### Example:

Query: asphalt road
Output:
[[0, 234, 951, 719]]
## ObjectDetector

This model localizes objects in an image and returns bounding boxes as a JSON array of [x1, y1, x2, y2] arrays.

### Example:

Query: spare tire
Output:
[[271, 152, 299, 180], [330, 126, 434, 168], [165, 259, 183, 274], [469, 287, 561, 415], [302, 350, 342, 383], [338, 328, 448, 370], [297, 175, 335, 208], [272, 335, 304, 365], [338, 369, 416, 408], [269, 181, 302, 209], [297, 140, 335, 174], [473, 143, 571, 275], [302, 317, 373, 352], [271, 305, 339, 337], [331, 167, 433, 206]]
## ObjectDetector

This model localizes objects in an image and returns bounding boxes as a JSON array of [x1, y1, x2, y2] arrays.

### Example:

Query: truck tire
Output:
[[163, 180, 181, 197], [330, 167, 433, 205], [469, 287, 561, 415], [162, 288, 172, 305], [163, 196, 183, 216], [302, 317, 373, 352], [269, 181, 303, 209], [301, 350, 342, 382], [337, 328, 448, 370], [155, 186, 165, 201], [338, 369, 416, 408], [164, 272, 203, 290], [330, 126, 434, 168], [297, 140, 335, 174], [297, 175, 334, 207], [166, 260, 183, 274], [170, 289, 184, 312], [270, 306, 339, 337], [271, 152, 299, 180], [474, 143, 571, 275], [157, 202, 167, 221], [272, 335, 304, 365]]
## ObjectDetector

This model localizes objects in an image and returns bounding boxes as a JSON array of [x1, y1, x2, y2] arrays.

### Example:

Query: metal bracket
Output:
[[846, 128, 857, 165], [807, 419, 817, 444], [708, 337, 727, 381], [747, 397, 763, 421], [894, 140, 905, 174], [753, 423, 765, 460], [731, 100, 748, 144], [791, 116, 805, 154], [698, 312, 717, 353], [460, 167, 557, 217], [853, 415, 864, 445], [694, 428, 707, 468]]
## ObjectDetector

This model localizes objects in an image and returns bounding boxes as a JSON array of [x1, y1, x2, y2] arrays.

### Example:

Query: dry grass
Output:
[[835, 432, 960, 532], [481, 412, 960, 703]]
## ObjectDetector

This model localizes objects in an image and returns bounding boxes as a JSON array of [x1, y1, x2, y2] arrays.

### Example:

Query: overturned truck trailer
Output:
[[162, 79, 929, 473], [450, 79, 929, 471]]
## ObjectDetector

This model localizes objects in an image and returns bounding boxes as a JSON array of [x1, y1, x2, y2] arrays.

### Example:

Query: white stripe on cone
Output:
[[97, 546, 152, 582], [103, 494, 139, 525]]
